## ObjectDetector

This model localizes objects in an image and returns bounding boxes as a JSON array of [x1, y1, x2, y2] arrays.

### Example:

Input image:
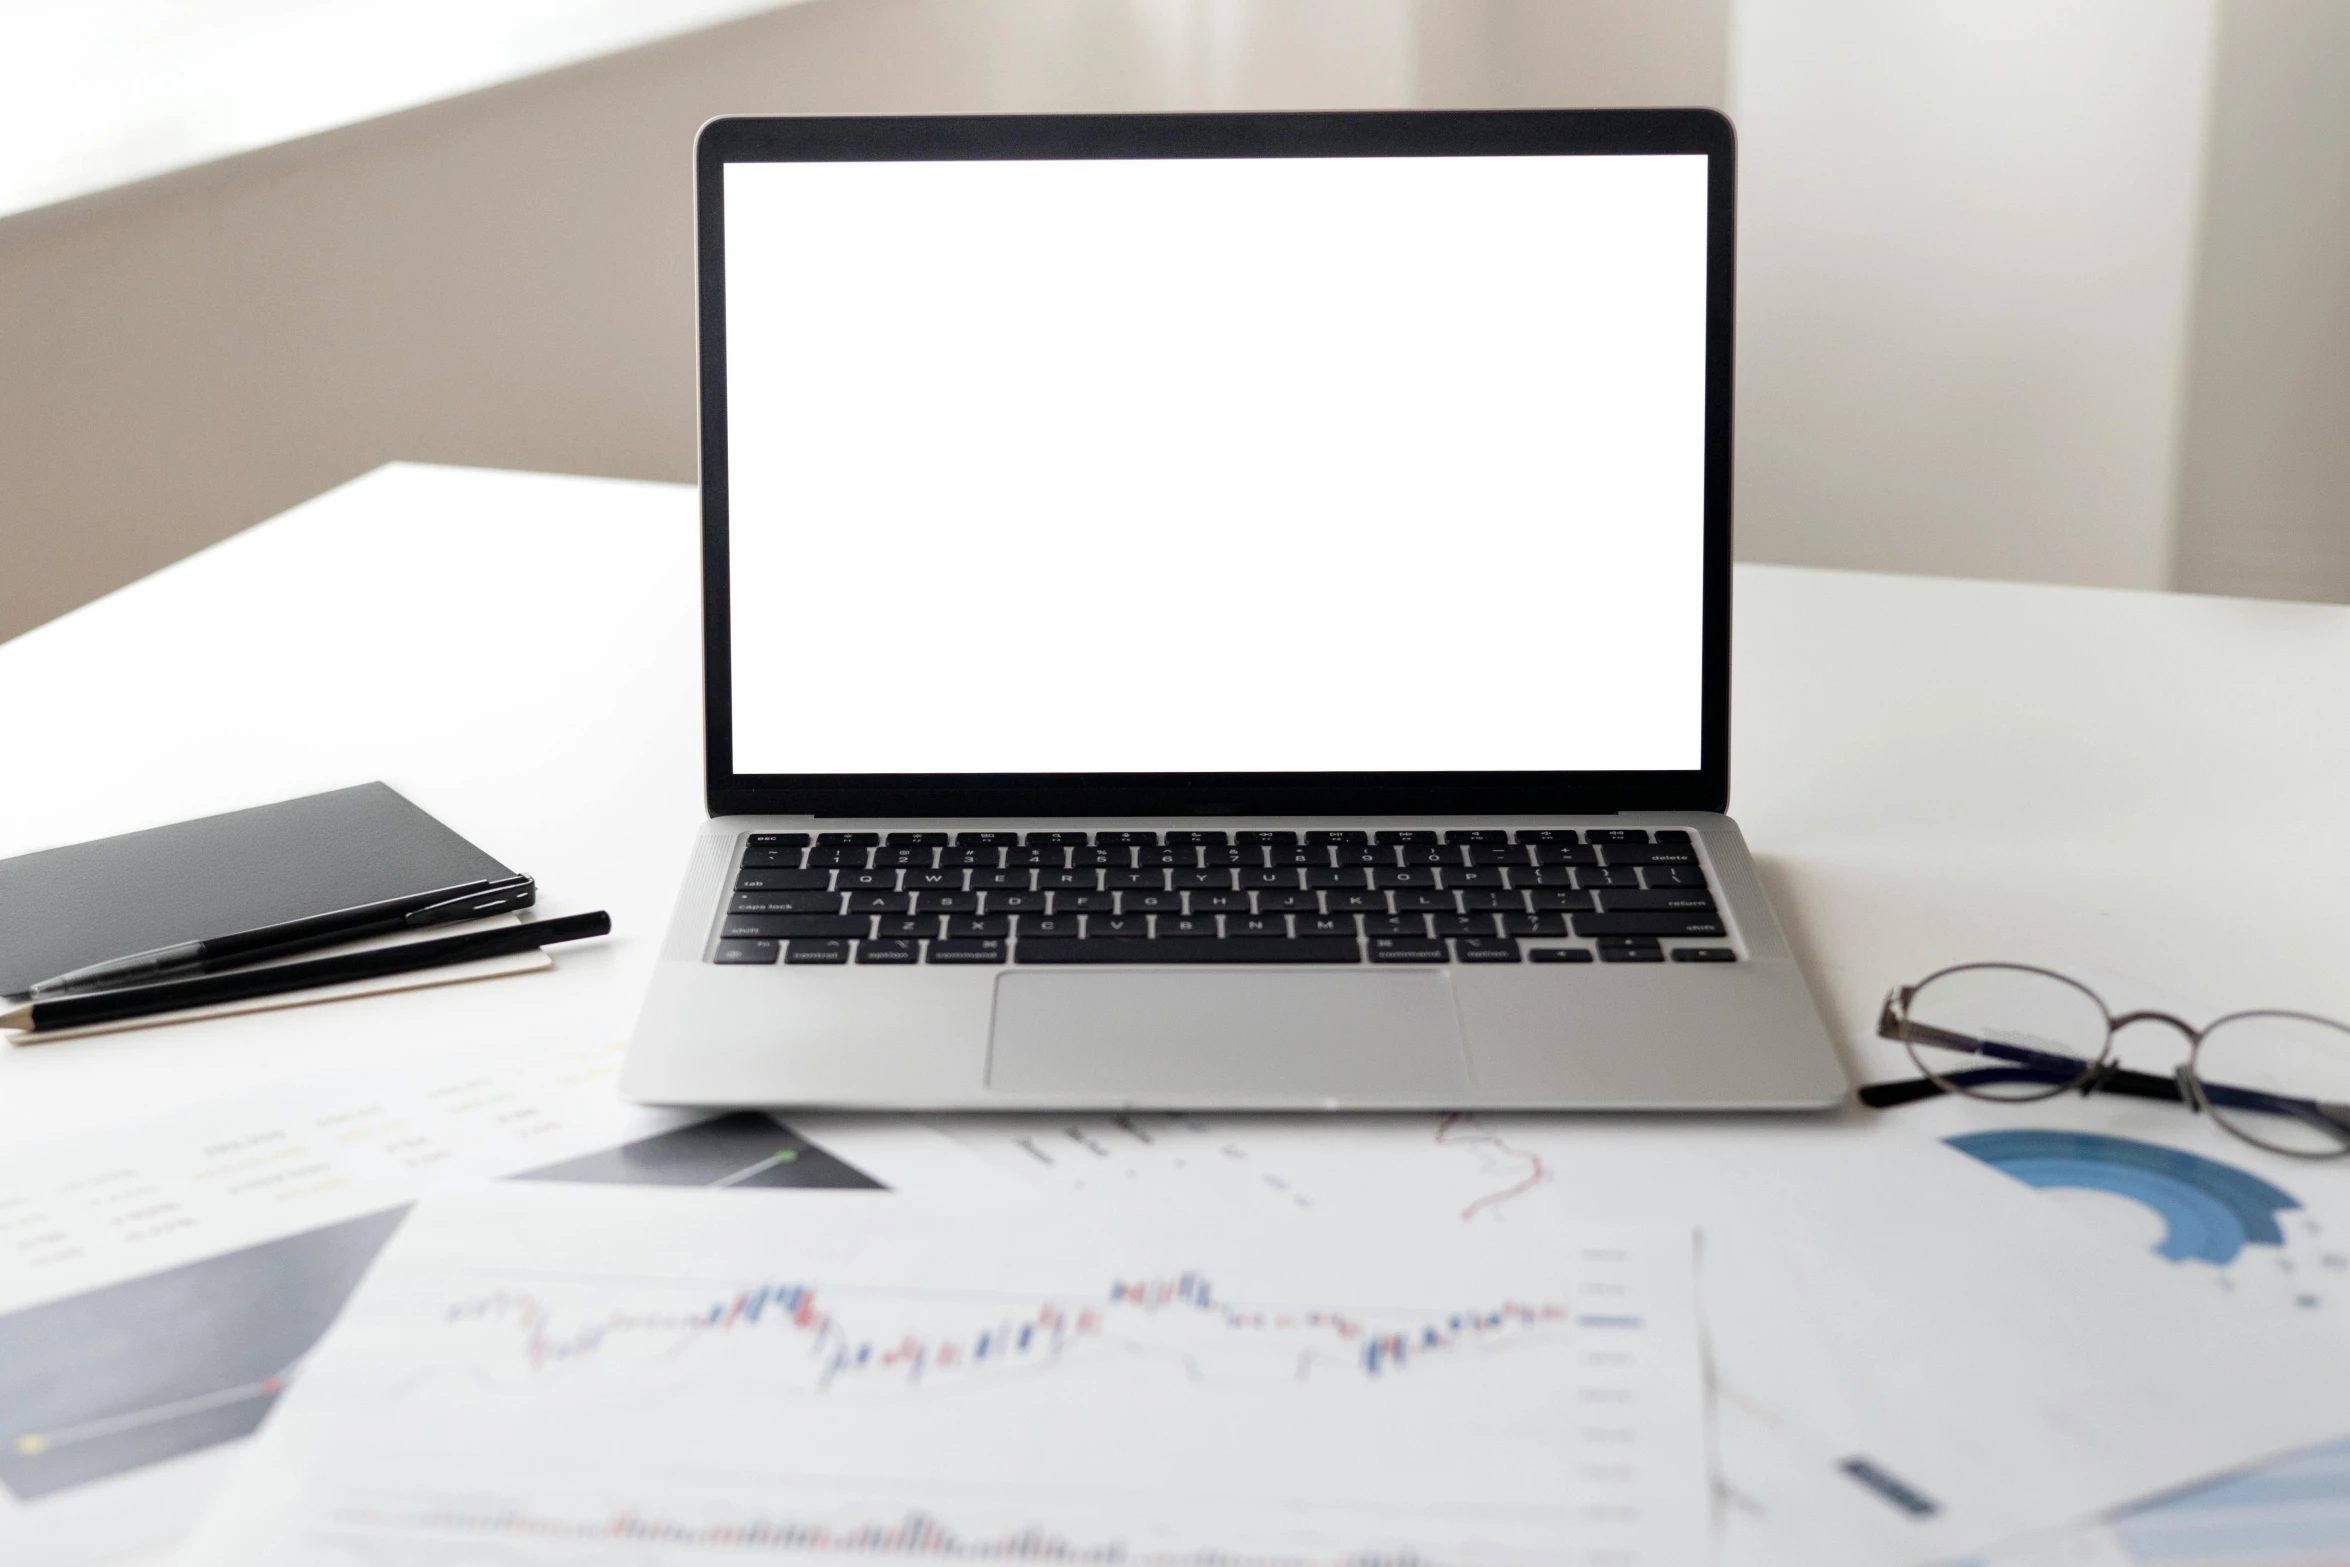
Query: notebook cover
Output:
[[0, 783, 513, 997]]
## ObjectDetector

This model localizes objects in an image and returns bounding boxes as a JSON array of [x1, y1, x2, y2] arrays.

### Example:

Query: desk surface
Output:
[[4, 461, 2347, 1150]]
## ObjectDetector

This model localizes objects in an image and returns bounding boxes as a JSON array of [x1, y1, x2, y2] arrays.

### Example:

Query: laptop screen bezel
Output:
[[698, 109, 1735, 819]]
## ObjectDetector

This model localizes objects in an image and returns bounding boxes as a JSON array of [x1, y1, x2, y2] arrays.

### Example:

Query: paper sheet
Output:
[[179, 1186, 1709, 1567], [800, 1110, 2350, 1567], [0, 1042, 879, 1566]]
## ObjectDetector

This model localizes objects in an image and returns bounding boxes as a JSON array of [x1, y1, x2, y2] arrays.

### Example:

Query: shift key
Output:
[[1573, 912, 1727, 938]]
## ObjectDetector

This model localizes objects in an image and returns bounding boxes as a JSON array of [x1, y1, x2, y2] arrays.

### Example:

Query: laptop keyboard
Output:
[[710, 829, 1734, 968]]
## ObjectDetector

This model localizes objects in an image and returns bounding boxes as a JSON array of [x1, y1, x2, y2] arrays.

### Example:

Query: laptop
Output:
[[621, 108, 1849, 1112]]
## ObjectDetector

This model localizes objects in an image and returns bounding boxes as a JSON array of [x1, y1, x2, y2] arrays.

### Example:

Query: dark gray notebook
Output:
[[0, 784, 512, 997]]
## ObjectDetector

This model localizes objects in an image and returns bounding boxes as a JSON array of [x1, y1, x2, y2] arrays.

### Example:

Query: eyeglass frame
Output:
[[1864, 961, 2350, 1160]]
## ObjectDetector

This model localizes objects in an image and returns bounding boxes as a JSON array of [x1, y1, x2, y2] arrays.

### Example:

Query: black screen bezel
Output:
[[698, 109, 1735, 819]]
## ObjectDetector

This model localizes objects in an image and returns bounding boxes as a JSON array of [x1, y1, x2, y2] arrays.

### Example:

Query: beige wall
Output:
[[2172, 0, 2350, 602], [0, 0, 1725, 646]]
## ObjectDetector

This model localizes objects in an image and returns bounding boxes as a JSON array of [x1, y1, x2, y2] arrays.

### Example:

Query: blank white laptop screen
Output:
[[723, 153, 1709, 777]]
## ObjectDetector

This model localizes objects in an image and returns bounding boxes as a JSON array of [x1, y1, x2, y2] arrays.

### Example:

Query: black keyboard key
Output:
[[1025, 830, 1089, 847], [1298, 914, 1358, 938], [1239, 868, 1302, 890], [1467, 845, 1532, 867], [1502, 912, 1570, 936], [1270, 845, 1326, 868], [984, 890, 1048, 914], [1394, 890, 1456, 913], [1236, 830, 1299, 846], [1256, 891, 1316, 913], [1598, 890, 1717, 912], [1375, 830, 1438, 844], [1598, 944, 1666, 963], [766, 915, 870, 939], [1515, 829, 1580, 844], [1528, 889, 1597, 912], [874, 846, 933, 868], [1655, 829, 1692, 844], [946, 915, 1010, 938], [1645, 865, 1710, 888], [1575, 868, 1640, 890], [1368, 937, 1447, 963], [913, 892, 978, 914], [1105, 869, 1164, 891], [1441, 867, 1507, 889], [1462, 890, 1528, 913], [1530, 946, 1594, 963], [1073, 846, 1132, 869], [1086, 915, 1152, 939], [1052, 891, 1115, 914], [748, 832, 812, 848], [1454, 937, 1521, 963], [720, 916, 798, 939], [1040, 870, 1099, 891], [713, 939, 778, 964], [1097, 830, 1158, 847], [1226, 915, 1287, 938], [836, 868, 899, 891], [1535, 844, 1599, 866], [1007, 846, 1067, 868], [1164, 830, 1229, 847], [1174, 868, 1235, 890], [1445, 829, 1510, 844], [730, 890, 842, 915], [734, 869, 829, 891], [1374, 867, 1439, 889], [1333, 845, 1395, 867], [1157, 915, 1219, 938], [1364, 914, 1428, 937], [740, 847, 806, 869], [941, 847, 1002, 869], [1016, 914, 1083, 938], [807, 846, 869, 869], [1402, 845, 1465, 867], [1016, 938, 1358, 965], [885, 832, 948, 847], [1120, 890, 1183, 913], [928, 939, 1007, 964], [1188, 890, 1248, 913], [1434, 913, 1495, 938], [878, 916, 939, 939], [1305, 829, 1368, 845], [816, 831, 881, 846], [1326, 890, 1387, 913], [1576, 913, 1727, 938], [857, 938, 921, 965], [784, 938, 851, 964], [957, 831, 1021, 848], [1598, 843, 1696, 866], [1585, 828, 1648, 844], [847, 892, 911, 914], [904, 869, 963, 891], [1137, 846, 1196, 868], [1305, 868, 1369, 890], [972, 870, 1031, 891], [1508, 866, 1577, 888], [1205, 844, 1257, 867], [1672, 947, 1738, 962]]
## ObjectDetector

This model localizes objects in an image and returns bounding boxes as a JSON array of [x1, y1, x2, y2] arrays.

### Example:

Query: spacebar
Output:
[[1015, 938, 1361, 965]]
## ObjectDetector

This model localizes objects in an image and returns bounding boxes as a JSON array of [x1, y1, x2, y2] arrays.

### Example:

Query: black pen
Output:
[[26, 874, 537, 996], [1, 911, 611, 1036]]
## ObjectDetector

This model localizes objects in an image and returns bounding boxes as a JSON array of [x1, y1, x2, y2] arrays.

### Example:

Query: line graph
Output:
[[444, 1269, 1578, 1388], [1432, 1115, 1548, 1222]]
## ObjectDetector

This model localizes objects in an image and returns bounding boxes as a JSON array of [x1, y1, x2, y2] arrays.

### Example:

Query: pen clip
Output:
[[403, 875, 536, 926]]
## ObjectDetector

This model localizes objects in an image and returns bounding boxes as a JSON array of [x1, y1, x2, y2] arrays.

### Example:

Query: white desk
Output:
[[5, 459, 2348, 1147]]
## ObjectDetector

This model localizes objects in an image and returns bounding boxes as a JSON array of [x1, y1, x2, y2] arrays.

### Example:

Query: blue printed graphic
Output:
[[1944, 1130, 2300, 1266]]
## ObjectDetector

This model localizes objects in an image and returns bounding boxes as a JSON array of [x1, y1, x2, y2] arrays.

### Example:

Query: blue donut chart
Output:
[[1945, 1129, 2301, 1266]]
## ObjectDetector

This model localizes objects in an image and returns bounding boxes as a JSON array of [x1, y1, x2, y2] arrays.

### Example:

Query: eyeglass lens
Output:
[[1899, 964, 2109, 1102], [2194, 1013, 2350, 1158]]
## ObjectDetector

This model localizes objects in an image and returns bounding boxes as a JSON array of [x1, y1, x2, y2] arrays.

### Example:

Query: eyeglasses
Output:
[[1863, 962, 2350, 1159]]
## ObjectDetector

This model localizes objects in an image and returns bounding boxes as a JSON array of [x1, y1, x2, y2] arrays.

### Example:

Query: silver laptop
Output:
[[622, 109, 1848, 1112]]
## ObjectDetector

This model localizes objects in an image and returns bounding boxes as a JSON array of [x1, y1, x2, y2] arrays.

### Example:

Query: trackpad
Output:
[[987, 970, 1468, 1096]]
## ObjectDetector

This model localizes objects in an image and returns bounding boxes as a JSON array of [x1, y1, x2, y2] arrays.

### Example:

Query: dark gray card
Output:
[[0, 783, 512, 997]]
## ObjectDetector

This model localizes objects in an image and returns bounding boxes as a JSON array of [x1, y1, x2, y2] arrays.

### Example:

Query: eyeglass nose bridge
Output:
[[2106, 1008, 2200, 1039]]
